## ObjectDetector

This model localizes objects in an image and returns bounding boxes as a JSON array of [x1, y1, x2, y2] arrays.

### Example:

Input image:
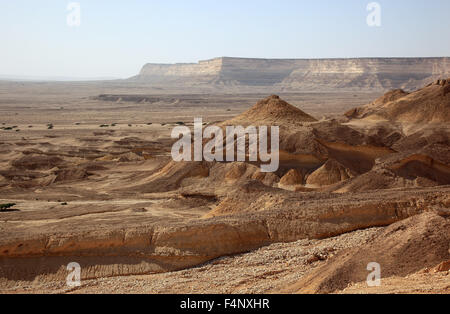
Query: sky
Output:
[[1, 0, 450, 79]]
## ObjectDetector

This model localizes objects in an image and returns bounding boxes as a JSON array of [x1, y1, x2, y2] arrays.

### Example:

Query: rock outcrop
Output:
[[132, 57, 450, 91], [1, 185, 448, 283], [345, 78, 450, 123]]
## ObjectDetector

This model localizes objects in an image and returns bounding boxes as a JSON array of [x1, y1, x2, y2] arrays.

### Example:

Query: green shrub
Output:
[[0, 203, 16, 212]]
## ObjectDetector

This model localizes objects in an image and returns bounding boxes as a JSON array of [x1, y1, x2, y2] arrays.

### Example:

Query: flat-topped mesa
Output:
[[138, 58, 224, 78], [132, 57, 450, 91]]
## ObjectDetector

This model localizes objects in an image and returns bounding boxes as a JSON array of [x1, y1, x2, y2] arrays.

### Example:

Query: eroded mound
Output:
[[346, 78, 450, 123], [54, 168, 90, 183], [224, 95, 317, 126], [279, 169, 303, 186], [345, 89, 409, 119], [132, 160, 211, 193], [306, 159, 354, 187], [11, 154, 64, 170], [223, 162, 278, 186], [131, 94, 397, 194]]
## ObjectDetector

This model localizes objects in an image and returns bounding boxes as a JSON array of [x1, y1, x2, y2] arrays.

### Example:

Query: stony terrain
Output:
[[1, 227, 383, 294], [2, 214, 448, 294], [282, 212, 449, 294], [0, 79, 449, 294]]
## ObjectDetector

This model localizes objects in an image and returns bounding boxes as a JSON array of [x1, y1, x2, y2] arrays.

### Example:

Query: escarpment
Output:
[[133, 57, 450, 91]]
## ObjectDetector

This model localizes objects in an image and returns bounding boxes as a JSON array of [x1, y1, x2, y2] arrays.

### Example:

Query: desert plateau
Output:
[[0, 70, 449, 294]]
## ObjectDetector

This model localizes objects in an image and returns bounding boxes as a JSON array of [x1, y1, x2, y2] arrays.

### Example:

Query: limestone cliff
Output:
[[133, 57, 450, 91]]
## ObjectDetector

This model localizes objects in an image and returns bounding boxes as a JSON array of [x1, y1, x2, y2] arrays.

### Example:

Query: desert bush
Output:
[[0, 203, 16, 212]]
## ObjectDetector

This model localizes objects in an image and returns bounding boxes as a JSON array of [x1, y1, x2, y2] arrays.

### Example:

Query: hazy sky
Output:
[[1, 0, 449, 78]]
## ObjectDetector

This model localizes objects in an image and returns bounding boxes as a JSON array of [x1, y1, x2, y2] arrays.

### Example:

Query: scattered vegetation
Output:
[[100, 124, 110, 128], [47, 123, 54, 130], [175, 121, 185, 125], [1, 125, 21, 130]]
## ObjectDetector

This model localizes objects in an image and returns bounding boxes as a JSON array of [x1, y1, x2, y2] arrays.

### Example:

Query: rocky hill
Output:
[[345, 78, 450, 123], [224, 95, 317, 126], [132, 57, 450, 91]]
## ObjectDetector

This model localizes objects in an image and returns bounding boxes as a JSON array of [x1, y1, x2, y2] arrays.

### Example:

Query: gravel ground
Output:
[[1, 227, 381, 294]]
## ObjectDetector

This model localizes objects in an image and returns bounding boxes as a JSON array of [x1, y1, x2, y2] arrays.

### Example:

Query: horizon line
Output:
[[143, 55, 450, 65]]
